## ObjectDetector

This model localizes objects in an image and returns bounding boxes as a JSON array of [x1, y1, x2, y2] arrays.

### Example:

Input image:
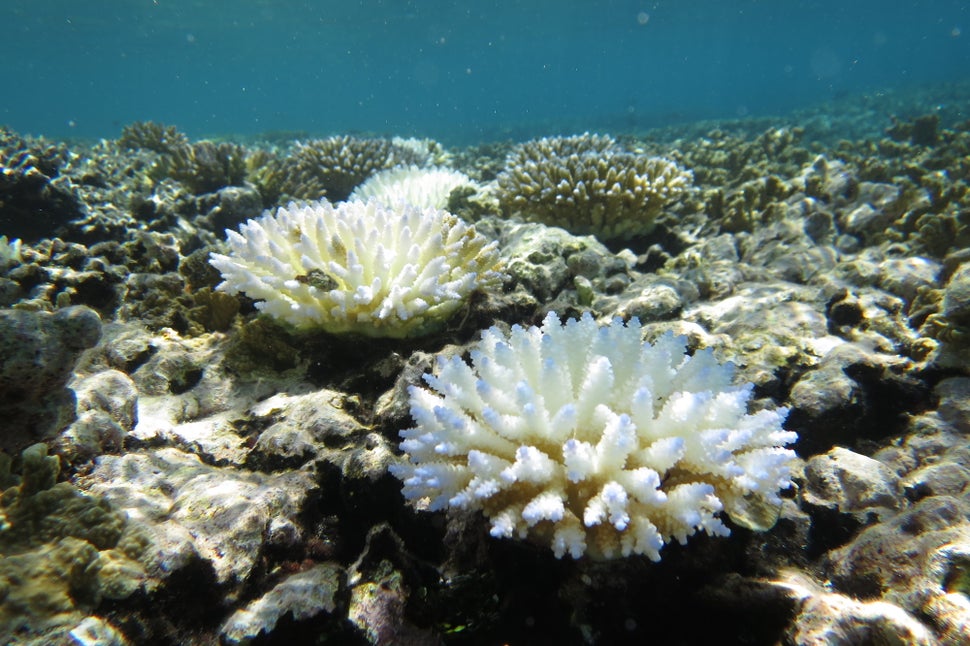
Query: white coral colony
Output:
[[209, 199, 504, 337], [391, 312, 798, 560], [349, 165, 478, 210]]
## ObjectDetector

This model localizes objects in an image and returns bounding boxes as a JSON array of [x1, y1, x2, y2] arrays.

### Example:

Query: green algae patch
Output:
[[0, 444, 149, 641]]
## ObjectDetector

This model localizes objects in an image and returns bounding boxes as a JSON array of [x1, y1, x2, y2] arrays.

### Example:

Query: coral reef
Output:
[[491, 220, 635, 313], [833, 116, 970, 257], [0, 231, 241, 337], [0, 127, 85, 241], [118, 121, 190, 154], [779, 377, 970, 642], [496, 133, 693, 241], [392, 312, 797, 560], [153, 140, 248, 195], [118, 122, 247, 195], [2, 88, 970, 643], [56, 368, 138, 465], [210, 198, 505, 336]]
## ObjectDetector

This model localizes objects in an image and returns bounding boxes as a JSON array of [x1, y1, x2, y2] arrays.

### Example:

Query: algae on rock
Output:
[[0, 444, 149, 642]]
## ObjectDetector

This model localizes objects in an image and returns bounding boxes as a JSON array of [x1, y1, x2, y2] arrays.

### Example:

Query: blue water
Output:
[[2, 0, 968, 144]]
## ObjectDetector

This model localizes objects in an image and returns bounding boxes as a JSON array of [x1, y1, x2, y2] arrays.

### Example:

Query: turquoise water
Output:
[[2, 1, 969, 143]]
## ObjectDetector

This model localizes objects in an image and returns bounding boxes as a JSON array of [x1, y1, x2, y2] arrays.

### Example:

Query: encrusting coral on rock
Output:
[[209, 198, 505, 336], [391, 312, 797, 560], [0, 443, 149, 642], [0, 306, 103, 454]]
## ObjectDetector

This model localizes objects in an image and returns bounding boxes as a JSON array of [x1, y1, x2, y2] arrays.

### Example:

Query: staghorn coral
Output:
[[514, 132, 619, 158], [254, 136, 424, 204], [156, 140, 248, 194], [391, 312, 797, 560], [117, 122, 247, 194], [209, 198, 505, 337], [118, 121, 190, 155], [497, 133, 692, 241], [244, 147, 289, 206], [832, 116, 970, 255], [666, 127, 811, 189], [701, 175, 793, 233]]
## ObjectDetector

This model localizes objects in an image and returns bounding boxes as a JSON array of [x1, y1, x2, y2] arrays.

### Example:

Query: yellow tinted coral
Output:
[[497, 133, 692, 241], [210, 199, 505, 337], [392, 312, 797, 560]]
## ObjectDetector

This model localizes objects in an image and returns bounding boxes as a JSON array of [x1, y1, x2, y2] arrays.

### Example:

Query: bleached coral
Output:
[[209, 199, 504, 337], [0, 236, 21, 268], [391, 312, 797, 560], [350, 166, 479, 210], [391, 136, 452, 167]]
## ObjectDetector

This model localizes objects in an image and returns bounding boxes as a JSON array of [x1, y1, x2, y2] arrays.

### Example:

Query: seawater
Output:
[[1, 0, 968, 144]]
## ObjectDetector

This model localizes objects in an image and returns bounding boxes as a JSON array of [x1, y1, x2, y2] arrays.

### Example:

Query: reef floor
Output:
[[1, 83, 969, 645]]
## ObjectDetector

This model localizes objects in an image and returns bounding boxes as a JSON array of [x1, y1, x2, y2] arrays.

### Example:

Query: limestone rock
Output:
[[221, 563, 344, 644], [0, 306, 102, 453]]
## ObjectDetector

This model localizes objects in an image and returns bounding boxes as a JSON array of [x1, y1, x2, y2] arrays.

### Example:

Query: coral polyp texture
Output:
[[391, 312, 797, 560], [117, 121, 247, 194], [496, 133, 693, 241], [287, 136, 423, 202], [349, 165, 479, 210], [209, 199, 504, 337]]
